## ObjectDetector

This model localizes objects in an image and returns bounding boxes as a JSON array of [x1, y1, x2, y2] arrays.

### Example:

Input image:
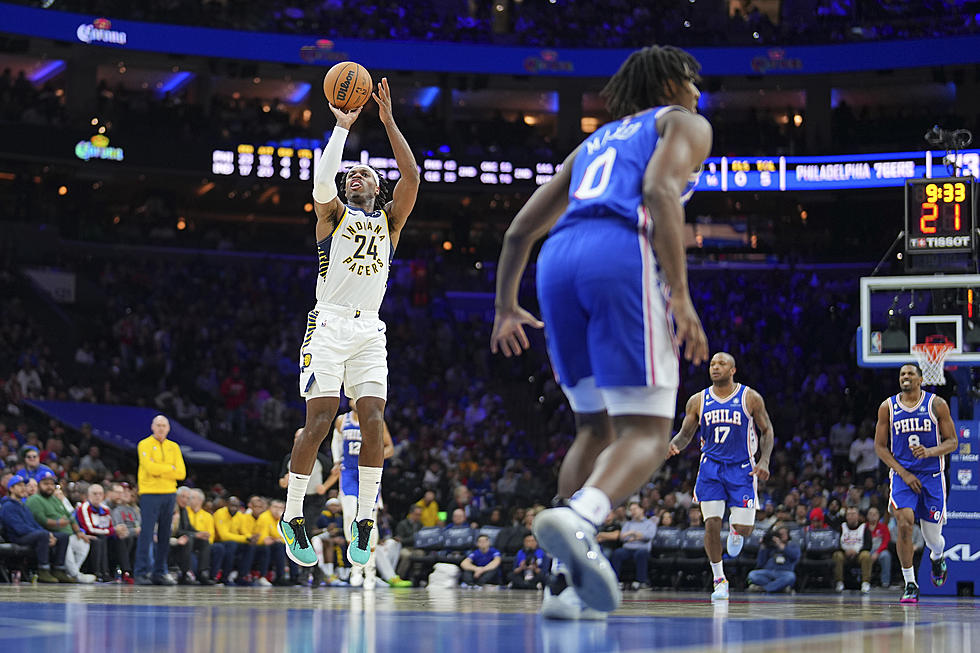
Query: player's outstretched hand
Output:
[[372, 77, 394, 125], [329, 103, 363, 129], [901, 470, 922, 494], [672, 296, 708, 365], [750, 460, 770, 481], [666, 442, 681, 459], [491, 306, 544, 357]]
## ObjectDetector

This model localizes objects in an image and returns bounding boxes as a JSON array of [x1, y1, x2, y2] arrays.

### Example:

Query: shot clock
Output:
[[905, 177, 976, 255]]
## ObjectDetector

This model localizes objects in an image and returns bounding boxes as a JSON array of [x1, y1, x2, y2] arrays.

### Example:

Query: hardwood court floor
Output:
[[0, 585, 976, 652]]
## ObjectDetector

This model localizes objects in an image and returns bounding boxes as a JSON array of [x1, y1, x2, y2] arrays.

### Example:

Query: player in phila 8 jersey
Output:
[[874, 362, 957, 604], [491, 45, 710, 617], [666, 352, 774, 600], [279, 79, 420, 572]]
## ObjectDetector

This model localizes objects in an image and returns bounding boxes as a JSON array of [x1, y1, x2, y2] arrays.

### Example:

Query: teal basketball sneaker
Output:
[[279, 517, 317, 567], [348, 518, 375, 566]]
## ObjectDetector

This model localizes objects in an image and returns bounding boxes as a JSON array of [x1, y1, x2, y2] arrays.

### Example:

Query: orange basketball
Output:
[[322, 61, 372, 111]]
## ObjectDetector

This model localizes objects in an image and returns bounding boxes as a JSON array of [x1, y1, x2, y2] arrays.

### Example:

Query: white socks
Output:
[[921, 521, 946, 560], [568, 486, 611, 528], [356, 466, 383, 521], [902, 567, 916, 584], [285, 472, 311, 521], [710, 561, 725, 581]]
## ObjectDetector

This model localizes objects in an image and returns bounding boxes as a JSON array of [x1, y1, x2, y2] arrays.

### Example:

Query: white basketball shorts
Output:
[[299, 303, 388, 401]]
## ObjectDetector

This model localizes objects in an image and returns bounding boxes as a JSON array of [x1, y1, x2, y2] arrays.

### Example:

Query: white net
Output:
[[911, 341, 954, 385]]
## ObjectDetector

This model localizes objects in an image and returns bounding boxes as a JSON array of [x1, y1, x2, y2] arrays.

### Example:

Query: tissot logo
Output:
[[943, 544, 980, 562]]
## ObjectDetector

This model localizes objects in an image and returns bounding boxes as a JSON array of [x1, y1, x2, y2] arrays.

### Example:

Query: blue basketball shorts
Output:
[[889, 468, 946, 524], [693, 455, 759, 509], [536, 221, 678, 416]]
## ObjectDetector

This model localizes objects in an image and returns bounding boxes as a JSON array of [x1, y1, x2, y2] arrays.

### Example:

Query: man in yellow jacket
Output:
[[213, 496, 256, 586], [253, 499, 290, 585], [135, 414, 186, 585]]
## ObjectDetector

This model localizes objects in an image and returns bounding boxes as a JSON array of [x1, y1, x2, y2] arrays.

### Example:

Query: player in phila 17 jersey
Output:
[[874, 363, 957, 604], [667, 352, 774, 600], [491, 45, 711, 617], [329, 402, 407, 589], [280, 78, 420, 574]]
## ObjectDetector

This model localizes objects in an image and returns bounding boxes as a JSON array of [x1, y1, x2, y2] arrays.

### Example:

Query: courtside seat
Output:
[[798, 529, 839, 592], [408, 527, 445, 583], [438, 527, 477, 565], [674, 527, 709, 590], [0, 533, 35, 583], [648, 526, 682, 589]]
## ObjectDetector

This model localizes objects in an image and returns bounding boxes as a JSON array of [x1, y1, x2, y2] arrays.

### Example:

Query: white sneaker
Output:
[[835, 581, 845, 592], [861, 581, 871, 594], [541, 571, 608, 621], [363, 567, 377, 590], [74, 573, 96, 584], [711, 578, 730, 601], [350, 568, 364, 587], [533, 507, 621, 613], [726, 532, 744, 558], [255, 577, 272, 587]]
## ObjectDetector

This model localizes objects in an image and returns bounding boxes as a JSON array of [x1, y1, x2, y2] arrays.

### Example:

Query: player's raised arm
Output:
[[490, 148, 578, 358], [644, 110, 712, 365], [874, 400, 921, 493], [374, 78, 420, 247], [746, 389, 774, 481], [667, 393, 703, 458], [913, 397, 958, 459], [313, 104, 363, 240]]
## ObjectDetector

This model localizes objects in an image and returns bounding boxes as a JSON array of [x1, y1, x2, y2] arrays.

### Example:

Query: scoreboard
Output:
[[210, 145, 980, 191], [905, 177, 976, 254]]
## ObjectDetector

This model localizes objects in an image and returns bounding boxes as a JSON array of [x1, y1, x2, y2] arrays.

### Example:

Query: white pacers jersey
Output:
[[316, 204, 392, 312]]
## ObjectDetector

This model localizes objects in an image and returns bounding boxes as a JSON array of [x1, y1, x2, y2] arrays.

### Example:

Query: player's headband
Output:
[[346, 165, 380, 187]]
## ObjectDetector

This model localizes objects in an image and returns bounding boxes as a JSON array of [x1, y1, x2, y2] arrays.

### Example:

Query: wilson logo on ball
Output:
[[337, 69, 355, 102]]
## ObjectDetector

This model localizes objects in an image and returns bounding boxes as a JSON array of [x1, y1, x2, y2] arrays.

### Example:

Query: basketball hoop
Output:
[[911, 335, 955, 385]]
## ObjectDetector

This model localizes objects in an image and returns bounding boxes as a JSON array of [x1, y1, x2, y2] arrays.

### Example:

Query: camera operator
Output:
[[746, 526, 799, 593], [510, 533, 547, 589]]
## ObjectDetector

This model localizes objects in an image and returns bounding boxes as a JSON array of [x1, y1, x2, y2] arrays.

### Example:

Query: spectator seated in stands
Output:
[[865, 506, 892, 589], [181, 488, 218, 584], [311, 497, 347, 586], [459, 534, 501, 587], [610, 501, 657, 590], [171, 486, 214, 585], [78, 446, 109, 481], [18, 445, 54, 483], [393, 504, 423, 581], [252, 498, 289, 586], [443, 508, 472, 530], [76, 483, 131, 582], [509, 533, 546, 590], [415, 490, 440, 528], [106, 483, 140, 582], [596, 509, 623, 560], [25, 468, 95, 583], [834, 506, 872, 593], [747, 525, 800, 593], [212, 496, 256, 586], [0, 474, 72, 583]]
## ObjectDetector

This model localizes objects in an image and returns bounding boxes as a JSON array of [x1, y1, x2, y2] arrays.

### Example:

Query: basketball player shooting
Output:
[[279, 78, 420, 570], [874, 363, 957, 604], [666, 352, 774, 601], [491, 45, 711, 617]]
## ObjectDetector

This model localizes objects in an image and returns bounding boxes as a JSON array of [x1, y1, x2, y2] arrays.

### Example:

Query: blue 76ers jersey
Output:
[[552, 106, 701, 237], [333, 412, 362, 493], [889, 391, 942, 474], [697, 384, 757, 464]]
